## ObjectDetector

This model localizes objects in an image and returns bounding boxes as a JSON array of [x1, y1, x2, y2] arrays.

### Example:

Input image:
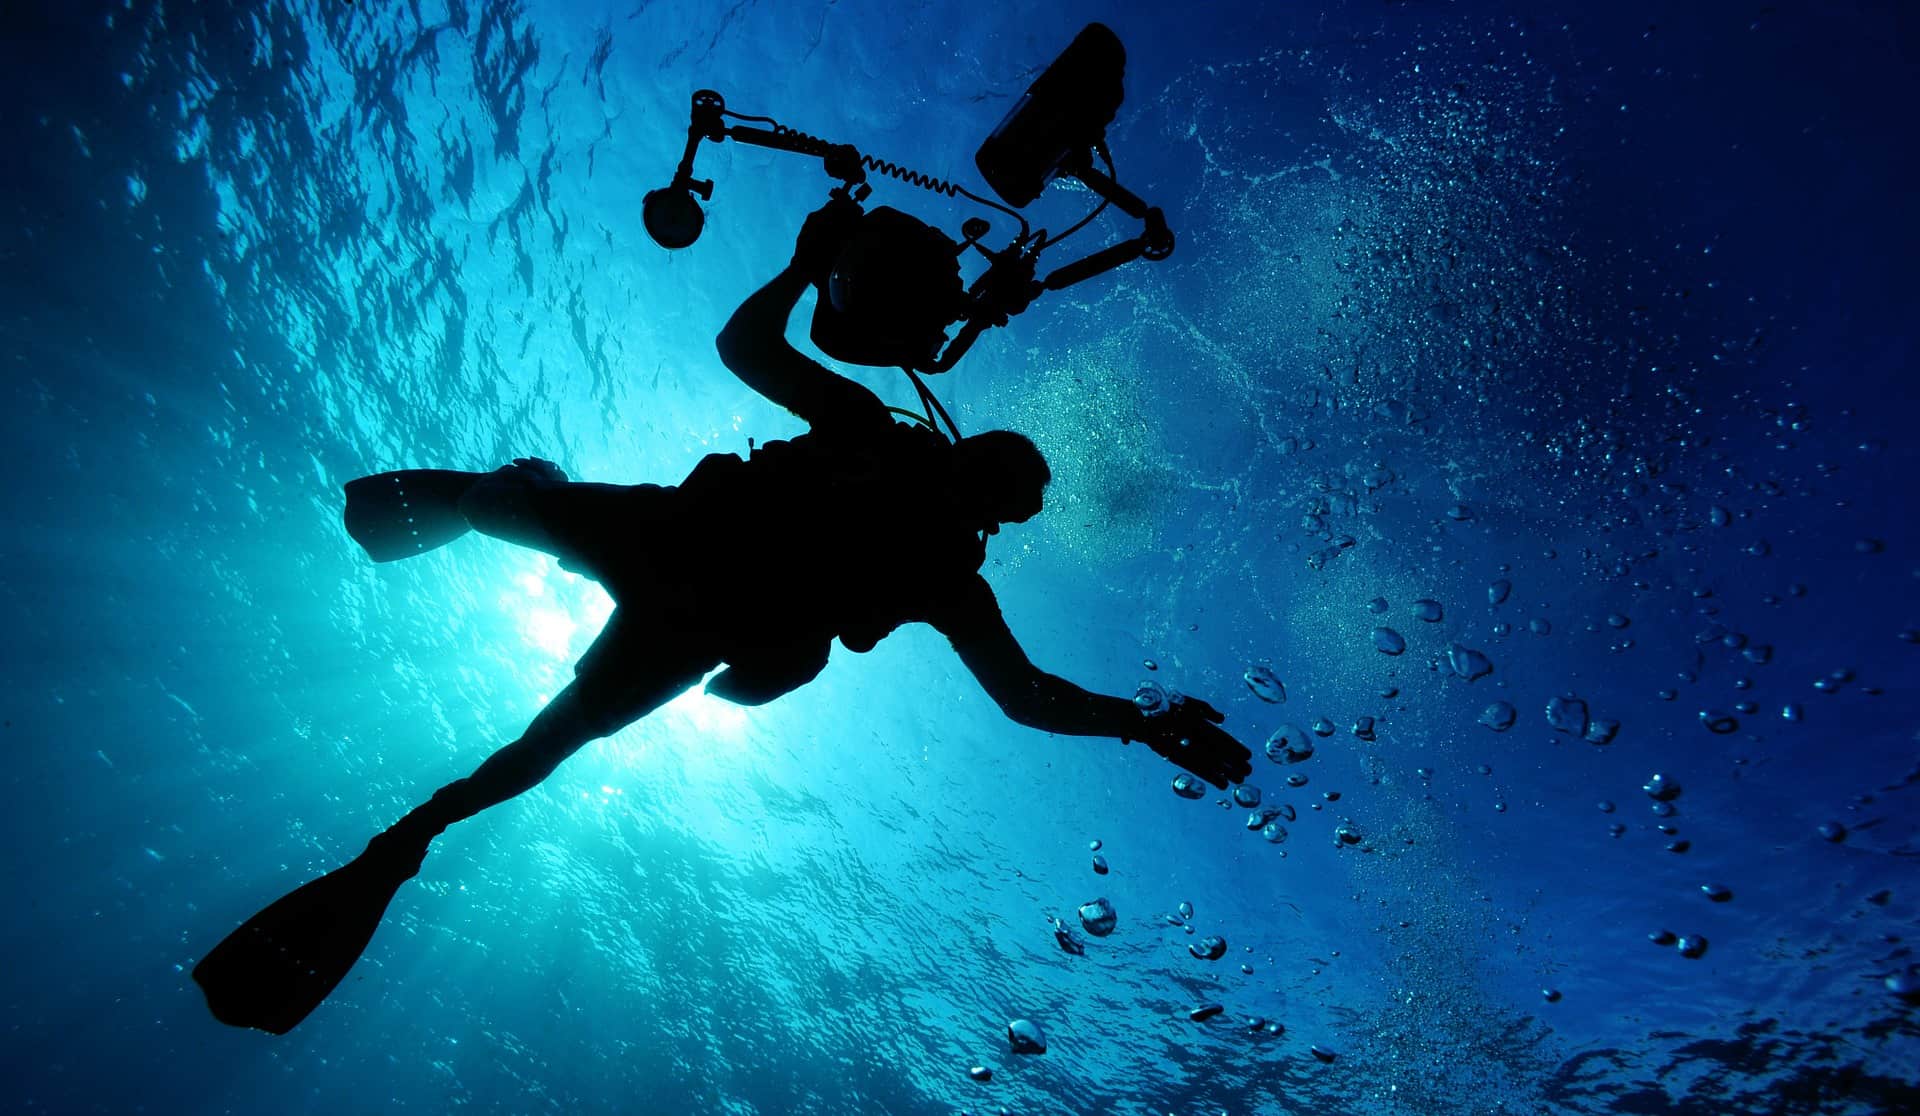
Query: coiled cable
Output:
[[721, 108, 1031, 239]]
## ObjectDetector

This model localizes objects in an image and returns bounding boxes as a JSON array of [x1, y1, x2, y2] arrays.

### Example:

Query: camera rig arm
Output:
[[930, 149, 1174, 373], [667, 89, 873, 205], [643, 22, 1176, 389]]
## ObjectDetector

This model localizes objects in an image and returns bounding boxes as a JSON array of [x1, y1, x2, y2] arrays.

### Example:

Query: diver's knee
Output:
[[530, 699, 622, 749]]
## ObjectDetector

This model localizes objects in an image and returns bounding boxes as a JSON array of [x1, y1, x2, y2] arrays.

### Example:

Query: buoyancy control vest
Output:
[[676, 420, 988, 705]]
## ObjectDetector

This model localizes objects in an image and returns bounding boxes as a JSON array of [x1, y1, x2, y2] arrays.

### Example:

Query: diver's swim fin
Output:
[[342, 469, 484, 562], [192, 834, 425, 1034]]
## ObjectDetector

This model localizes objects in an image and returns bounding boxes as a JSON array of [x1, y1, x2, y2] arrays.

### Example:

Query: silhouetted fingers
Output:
[[1200, 728, 1252, 787]]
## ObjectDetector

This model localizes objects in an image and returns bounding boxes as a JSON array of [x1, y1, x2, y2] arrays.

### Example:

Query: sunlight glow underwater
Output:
[[5, 3, 1918, 1115]]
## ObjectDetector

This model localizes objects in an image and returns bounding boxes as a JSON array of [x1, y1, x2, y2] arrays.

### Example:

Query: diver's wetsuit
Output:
[[472, 410, 996, 719]]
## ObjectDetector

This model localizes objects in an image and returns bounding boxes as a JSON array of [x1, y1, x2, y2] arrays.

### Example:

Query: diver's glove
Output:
[[1127, 694, 1253, 790], [791, 193, 865, 277]]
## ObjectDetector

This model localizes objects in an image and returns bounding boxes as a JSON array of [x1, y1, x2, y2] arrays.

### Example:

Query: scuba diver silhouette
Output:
[[193, 199, 1253, 1034]]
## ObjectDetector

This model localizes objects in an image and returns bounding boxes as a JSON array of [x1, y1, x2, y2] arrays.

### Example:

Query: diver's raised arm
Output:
[[714, 198, 888, 432], [929, 577, 1253, 788]]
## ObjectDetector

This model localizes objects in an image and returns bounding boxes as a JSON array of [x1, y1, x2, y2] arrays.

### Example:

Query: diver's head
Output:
[[953, 429, 1050, 531]]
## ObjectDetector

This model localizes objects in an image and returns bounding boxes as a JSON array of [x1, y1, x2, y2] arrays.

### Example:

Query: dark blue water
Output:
[[3, 2, 1916, 1113]]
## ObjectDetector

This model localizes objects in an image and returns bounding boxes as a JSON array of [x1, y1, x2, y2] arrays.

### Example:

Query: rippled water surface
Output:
[[3, 3, 1916, 1114]]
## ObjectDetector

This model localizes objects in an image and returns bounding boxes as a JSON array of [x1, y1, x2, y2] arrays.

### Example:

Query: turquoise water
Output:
[[3, 2, 1916, 1113]]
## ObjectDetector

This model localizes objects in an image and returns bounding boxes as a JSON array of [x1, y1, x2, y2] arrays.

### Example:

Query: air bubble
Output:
[[1479, 701, 1518, 733], [1007, 1018, 1048, 1055], [1244, 664, 1286, 703], [1546, 695, 1590, 737], [1265, 725, 1314, 765], [1448, 644, 1493, 681], [1077, 898, 1117, 937]]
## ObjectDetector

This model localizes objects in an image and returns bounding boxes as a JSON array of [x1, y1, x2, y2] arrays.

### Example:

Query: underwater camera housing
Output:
[[644, 23, 1172, 434], [813, 206, 965, 369], [974, 23, 1128, 209]]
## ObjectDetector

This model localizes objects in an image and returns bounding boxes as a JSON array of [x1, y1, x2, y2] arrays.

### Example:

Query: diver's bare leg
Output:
[[367, 651, 709, 869]]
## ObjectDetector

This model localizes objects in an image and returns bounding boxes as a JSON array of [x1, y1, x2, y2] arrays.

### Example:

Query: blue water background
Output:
[[1, 2, 1915, 1113]]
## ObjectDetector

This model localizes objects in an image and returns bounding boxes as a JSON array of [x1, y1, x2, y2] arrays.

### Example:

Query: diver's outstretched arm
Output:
[[930, 578, 1252, 788], [945, 611, 1146, 739], [714, 204, 891, 432]]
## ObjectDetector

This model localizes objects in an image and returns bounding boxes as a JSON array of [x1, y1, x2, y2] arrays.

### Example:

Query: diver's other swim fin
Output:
[[192, 835, 425, 1034], [342, 469, 484, 562]]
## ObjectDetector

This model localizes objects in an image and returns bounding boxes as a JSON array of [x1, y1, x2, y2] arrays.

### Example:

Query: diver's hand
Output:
[[792, 194, 864, 275], [1130, 696, 1253, 790], [503, 457, 568, 486]]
